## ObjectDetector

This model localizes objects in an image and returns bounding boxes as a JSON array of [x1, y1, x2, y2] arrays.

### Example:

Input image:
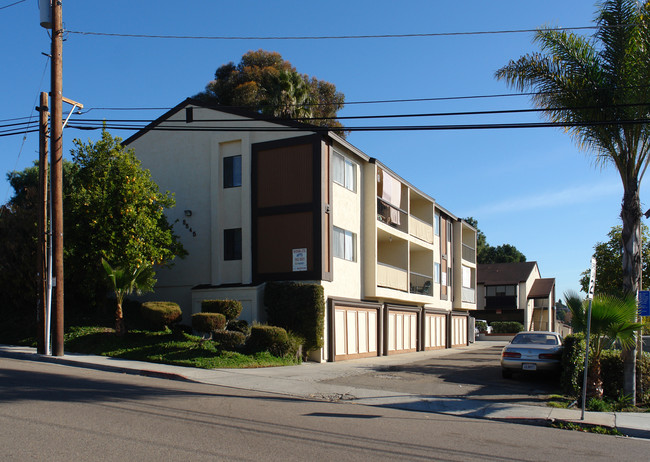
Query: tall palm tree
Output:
[[262, 69, 314, 120], [496, 0, 650, 403], [565, 291, 643, 398], [102, 259, 155, 336]]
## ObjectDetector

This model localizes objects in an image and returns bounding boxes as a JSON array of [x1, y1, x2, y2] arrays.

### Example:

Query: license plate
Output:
[[522, 363, 537, 371]]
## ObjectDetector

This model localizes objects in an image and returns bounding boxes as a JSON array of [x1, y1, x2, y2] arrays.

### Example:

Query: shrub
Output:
[[491, 321, 524, 334], [201, 299, 243, 321], [246, 325, 302, 358], [561, 333, 586, 397], [192, 313, 226, 334], [600, 349, 650, 404], [475, 321, 488, 333], [213, 330, 246, 350], [140, 301, 182, 331], [227, 319, 250, 336], [264, 282, 324, 353]]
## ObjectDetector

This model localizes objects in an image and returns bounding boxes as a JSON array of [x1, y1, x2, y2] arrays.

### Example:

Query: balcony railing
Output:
[[461, 243, 476, 263], [409, 215, 433, 244], [410, 271, 433, 296], [377, 262, 408, 292], [485, 295, 517, 309], [377, 198, 408, 233], [461, 287, 476, 303]]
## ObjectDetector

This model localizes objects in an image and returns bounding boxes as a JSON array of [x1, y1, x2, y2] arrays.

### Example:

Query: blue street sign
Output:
[[639, 290, 650, 316]]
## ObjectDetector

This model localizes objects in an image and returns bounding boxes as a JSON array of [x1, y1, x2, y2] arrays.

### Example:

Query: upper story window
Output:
[[332, 150, 357, 192], [447, 221, 452, 242], [333, 226, 356, 261], [223, 155, 242, 188], [224, 228, 242, 260], [434, 213, 441, 236], [486, 285, 516, 297], [434, 262, 441, 283]]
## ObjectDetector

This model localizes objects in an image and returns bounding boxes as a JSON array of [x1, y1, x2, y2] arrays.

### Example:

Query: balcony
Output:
[[409, 215, 433, 244], [377, 262, 408, 292], [461, 243, 475, 263], [377, 198, 407, 234], [461, 287, 475, 303], [485, 295, 517, 309], [410, 271, 433, 296]]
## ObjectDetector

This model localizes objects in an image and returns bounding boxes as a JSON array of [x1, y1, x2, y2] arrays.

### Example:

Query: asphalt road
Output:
[[322, 343, 563, 406], [2, 357, 648, 461]]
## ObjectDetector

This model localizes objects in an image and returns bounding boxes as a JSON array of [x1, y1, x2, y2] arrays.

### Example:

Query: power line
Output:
[[66, 26, 601, 41], [0, 0, 26, 11]]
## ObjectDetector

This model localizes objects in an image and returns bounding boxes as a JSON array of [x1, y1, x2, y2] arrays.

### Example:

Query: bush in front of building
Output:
[[227, 319, 250, 336], [212, 330, 247, 351], [475, 320, 488, 333], [490, 321, 524, 334], [140, 301, 182, 331], [560, 333, 586, 397], [192, 312, 226, 335], [264, 281, 324, 354], [201, 299, 243, 321], [246, 325, 303, 358]]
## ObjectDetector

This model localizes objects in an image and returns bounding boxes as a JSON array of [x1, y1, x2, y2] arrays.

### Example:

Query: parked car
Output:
[[474, 319, 493, 335], [500, 331, 563, 379]]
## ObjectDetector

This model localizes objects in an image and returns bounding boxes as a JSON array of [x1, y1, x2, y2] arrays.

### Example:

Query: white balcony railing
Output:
[[461, 287, 476, 303], [377, 262, 408, 292], [461, 243, 476, 263], [409, 216, 433, 244]]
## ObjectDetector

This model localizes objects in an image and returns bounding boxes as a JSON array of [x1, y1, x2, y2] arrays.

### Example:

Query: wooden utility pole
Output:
[[51, 0, 64, 356], [37, 92, 49, 355]]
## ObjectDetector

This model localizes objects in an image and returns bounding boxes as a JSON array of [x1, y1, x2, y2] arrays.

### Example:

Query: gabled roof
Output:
[[528, 278, 555, 299], [477, 261, 538, 285], [122, 97, 326, 146]]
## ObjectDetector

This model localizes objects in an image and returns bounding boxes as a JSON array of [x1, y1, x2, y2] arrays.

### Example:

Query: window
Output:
[[223, 155, 242, 188], [447, 221, 452, 242], [333, 226, 356, 261], [332, 150, 357, 192], [486, 285, 516, 297], [434, 213, 440, 236], [434, 262, 441, 283], [462, 266, 472, 288], [224, 228, 242, 260]]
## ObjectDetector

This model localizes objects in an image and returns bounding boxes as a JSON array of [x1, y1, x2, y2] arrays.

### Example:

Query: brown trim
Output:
[[329, 298, 383, 362], [422, 311, 448, 351], [384, 304, 422, 356], [322, 139, 333, 282]]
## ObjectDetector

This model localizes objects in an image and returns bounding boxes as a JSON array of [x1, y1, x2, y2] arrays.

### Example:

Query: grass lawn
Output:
[[63, 326, 301, 369]]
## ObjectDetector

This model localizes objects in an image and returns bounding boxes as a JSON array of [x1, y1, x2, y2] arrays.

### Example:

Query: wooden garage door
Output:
[[424, 313, 446, 350], [387, 310, 418, 354], [334, 306, 378, 361], [451, 315, 468, 347]]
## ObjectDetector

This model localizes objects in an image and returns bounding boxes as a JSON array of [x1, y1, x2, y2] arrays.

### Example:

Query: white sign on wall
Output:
[[293, 248, 307, 272]]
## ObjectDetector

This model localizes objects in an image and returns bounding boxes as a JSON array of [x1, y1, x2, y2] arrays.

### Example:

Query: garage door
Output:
[[387, 310, 418, 354], [451, 315, 468, 347], [424, 313, 446, 350], [334, 306, 378, 361]]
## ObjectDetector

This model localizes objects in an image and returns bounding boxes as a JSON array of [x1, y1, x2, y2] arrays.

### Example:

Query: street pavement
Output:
[[1, 341, 649, 439]]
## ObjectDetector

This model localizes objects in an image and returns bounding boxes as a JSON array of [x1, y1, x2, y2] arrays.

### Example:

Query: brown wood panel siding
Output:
[[256, 144, 313, 208], [440, 216, 448, 298], [323, 141, 331, 277], [256, 213, 313, 274]]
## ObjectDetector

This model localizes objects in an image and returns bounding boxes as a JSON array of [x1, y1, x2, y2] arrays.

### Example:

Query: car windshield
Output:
[[511, 334, 558, 345]]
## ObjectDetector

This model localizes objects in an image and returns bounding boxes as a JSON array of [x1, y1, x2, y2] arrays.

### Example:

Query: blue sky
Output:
[[0, 1, 640, 301]]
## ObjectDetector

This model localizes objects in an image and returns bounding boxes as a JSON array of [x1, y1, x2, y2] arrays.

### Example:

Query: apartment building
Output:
[[124, 99, 477, 361]]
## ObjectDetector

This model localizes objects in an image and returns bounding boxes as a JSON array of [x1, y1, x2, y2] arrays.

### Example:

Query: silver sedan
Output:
[[501, 331, 563, 379]]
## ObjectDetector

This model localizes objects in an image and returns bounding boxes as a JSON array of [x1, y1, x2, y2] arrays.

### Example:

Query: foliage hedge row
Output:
[[140, 301, 182, 330], [264, 282, 324, 353], [491, 321, 524, 334], [246, 325, 303, 358], [212, 330, 247, 350], [561, 334, 586, 396], [192, 313, 226, 333], [475, 321, 488, 332], [201, 299, 243, 321]]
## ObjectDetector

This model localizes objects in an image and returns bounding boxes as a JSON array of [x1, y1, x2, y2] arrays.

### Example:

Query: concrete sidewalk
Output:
[[1, 343, 649, 439]]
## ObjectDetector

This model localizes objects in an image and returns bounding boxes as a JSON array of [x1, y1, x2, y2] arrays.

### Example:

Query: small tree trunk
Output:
[[620, 178, 640, 405], [587, 357, 604, 399], [115, 301, 126, 337]]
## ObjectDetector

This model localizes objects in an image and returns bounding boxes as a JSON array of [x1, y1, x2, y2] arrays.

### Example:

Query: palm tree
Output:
[[496, 0, 650, 402], [262, 69, 314, 120], [565, 291, 643, 397], [102, 259, 155, 336]]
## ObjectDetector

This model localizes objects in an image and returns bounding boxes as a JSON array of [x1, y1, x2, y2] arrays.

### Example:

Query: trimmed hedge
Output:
[[213, 330, 246, 350], [561, 333, 586, 397], [491, 321, 524, 334], [191, 312, 226, 334], [264, 281, 324, 353], [600, 350, 650, 403], [201, 299, 243, 321], [227, 319, 250, 336], [140, 301, 182, 330], [475, 321, 488, 333], [246, 325, 302, 358]]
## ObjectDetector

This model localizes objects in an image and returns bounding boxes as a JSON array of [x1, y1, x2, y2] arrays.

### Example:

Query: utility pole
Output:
[[50, 0, 64, 357], [37, 92, 49, 355]]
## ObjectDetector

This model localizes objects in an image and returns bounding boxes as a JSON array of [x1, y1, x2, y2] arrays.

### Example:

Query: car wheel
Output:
[[502, 369, 513, 379]]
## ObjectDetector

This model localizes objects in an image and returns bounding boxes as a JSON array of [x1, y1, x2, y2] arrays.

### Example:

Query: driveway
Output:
[[320, 341, 563, 407]]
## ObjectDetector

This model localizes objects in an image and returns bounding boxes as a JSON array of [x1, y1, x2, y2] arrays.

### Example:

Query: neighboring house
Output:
[[124, 98, 478, 361], [475, 262, 556, 332]]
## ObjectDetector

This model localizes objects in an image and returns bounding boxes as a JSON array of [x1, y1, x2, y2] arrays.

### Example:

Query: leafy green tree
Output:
[[580, 225, 650, 298], [194, 49, 345, 132], [565, 291, 643, 398], [66, 130, 186, 311], [102, 259, 155, 336], [464, 217, 526, 264], [496, 0, 650, 402]]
